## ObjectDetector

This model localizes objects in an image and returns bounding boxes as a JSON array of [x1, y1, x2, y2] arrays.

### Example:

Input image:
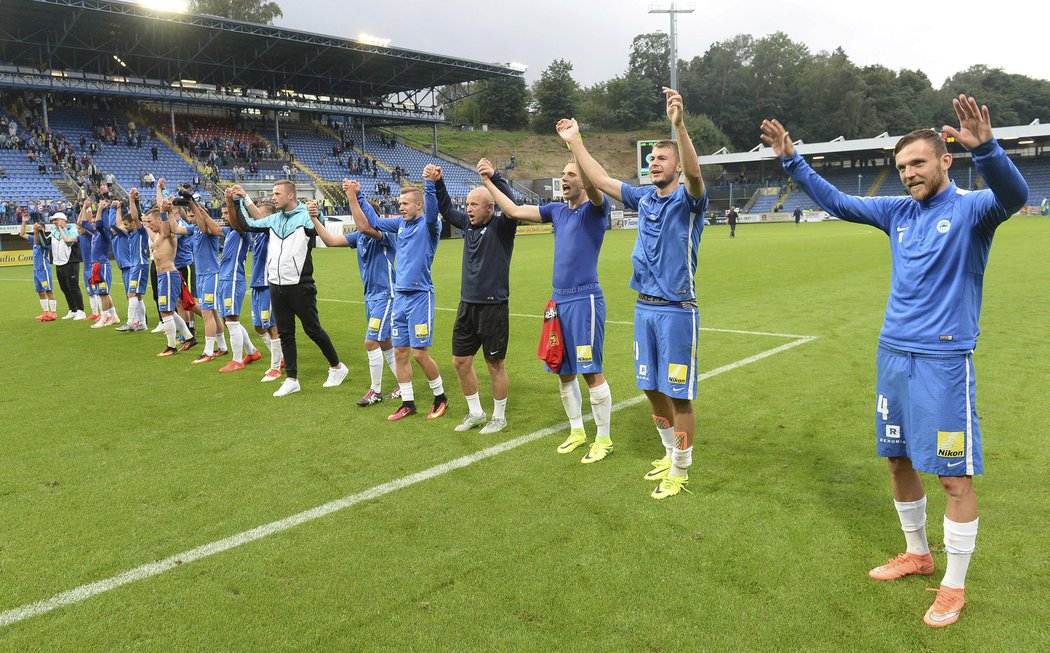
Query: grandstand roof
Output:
[[0, 0, 522, 119]]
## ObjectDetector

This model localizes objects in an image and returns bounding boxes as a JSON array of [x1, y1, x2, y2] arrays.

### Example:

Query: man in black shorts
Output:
[[433, 159, 517, 434]]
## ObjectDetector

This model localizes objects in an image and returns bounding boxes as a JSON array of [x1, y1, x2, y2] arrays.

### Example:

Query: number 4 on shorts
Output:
[[876, 394, 889, 421]]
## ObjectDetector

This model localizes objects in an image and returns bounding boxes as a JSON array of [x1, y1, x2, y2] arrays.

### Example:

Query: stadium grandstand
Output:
[[0, 0, 530, 226], [699, 122, 1050, 218]]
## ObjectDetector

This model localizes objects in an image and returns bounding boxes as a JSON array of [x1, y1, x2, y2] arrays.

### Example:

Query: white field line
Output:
[[0, 333, 815, 628], [317, 297, 813, 340]]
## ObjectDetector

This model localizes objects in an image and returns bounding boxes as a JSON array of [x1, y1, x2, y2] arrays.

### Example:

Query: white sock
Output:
[[270, 335, 283, 370], [138, 299, 148, 325], [428, 375, 444, 397], [367, 348, 384, 392], [942, 516, 979, 589], [383, 348, 397, 380], [671, 439, 692, 476], [90, 295, 99, 314], [654, 415, 675, 458], [216, 330, 227, 352], [40, 299, 48, 312], [173, 313, 193, 339], [238, 323, 257, 354], [108, 307, 118, 320], [399, 381, 415, 402], [261, 332, 272, 351], [559, 379, 584, 430], [588, 382, 612, 438], [493, 397, 507, 420], [228, 323, 243, 361], [126, 297, 139, 324], [894, 496, 930, 555], [465, 392, 484, 415], [162, 315, 177, 348], [48, 299, 57, 312], [204, 335, 215, 356]]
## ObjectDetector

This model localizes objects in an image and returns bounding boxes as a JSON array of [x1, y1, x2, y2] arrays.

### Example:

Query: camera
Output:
[[171, 184, 196, 207]]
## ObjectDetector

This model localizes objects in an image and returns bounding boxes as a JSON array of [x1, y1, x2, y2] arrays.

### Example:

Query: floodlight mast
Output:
[[649, 1, 695, 140]]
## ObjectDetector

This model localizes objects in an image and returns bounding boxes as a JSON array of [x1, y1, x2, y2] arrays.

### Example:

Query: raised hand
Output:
[[663, 87, 685, 126], [943, 94, 994, 151], [306, 201, 319, 219], [422, 164, 438, 181], [129, 188, 140, 201], [343, 178, 361, 196], [556, 118, 580, 143], [229, 184, 246, 198], [157, 178, 166, 190], [476, 158, 494, 180], [759, 119, 795, 158], [160, 197, 174, 213]]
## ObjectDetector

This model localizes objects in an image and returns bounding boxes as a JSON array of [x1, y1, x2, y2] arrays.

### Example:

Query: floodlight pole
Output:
[[649, 1, 695, 141]]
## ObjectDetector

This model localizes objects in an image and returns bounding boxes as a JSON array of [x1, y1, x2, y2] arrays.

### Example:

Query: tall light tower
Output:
[[649, 1, 695, 140]]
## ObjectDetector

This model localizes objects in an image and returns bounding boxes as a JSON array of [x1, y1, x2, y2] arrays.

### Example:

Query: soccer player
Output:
[[79, 199, 121, 328], [560, 88, 708, 499], [308, 179, 399, 406], [19, 215, 56, 321], [235, 181, 349, 397], [113, 194, 151, 332], [150, 197, 196, 357], [483, 157, 614, 461], [434, 160, 517, 434], [759, 95, 1028, 627], [158, 179, 199, 336], [350, 165, 447, 421], [76, 207, 101, 321], [225, 188, 283, 382], [215, 189, 261, 372], [47, 211, 86, 320], [171, 198, 227, 363]]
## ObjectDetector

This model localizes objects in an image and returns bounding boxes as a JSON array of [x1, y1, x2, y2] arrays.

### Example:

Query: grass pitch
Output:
[[1, 218, 1048, 651]]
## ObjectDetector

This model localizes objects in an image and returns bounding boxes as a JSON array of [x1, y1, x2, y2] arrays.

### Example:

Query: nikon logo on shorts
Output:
[[224, 298, 233, 307], [204, 293, 215, 303], [368, 317, 382, 331], [261, 310, 270, 321], [937, 431, 965, 458], [667, 363, 689, 385], [158, 295, 167, 304], [415, 323, 429, 338], [576, 345, 593, 363], [130, 280, 138, 289]]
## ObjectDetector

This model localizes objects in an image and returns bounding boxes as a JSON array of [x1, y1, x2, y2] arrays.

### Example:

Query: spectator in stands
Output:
[[760, 95, 1028, 628], [151, 143, 158, 161]]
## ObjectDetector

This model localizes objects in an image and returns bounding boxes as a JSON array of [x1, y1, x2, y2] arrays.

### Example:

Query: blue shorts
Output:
[[547, 287, 605, 375], [634, 301, 700, 400], [219, 279, 247, 318], [365, 296, 394, 342], [89, 261, 112, 296], [196, 273, 219, 310], [875, 345, 982, 476], [33, 266, 53, 293], [251, 287, 275, 329], [122, 265, 149, 296], [391, 290, 434, 348], [84, 266, 97, 296], [156, 271, 182, 313]]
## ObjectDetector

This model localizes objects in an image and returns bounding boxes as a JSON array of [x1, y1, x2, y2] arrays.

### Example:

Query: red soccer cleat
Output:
[[219, 360, 245, 373], [244, 350, 262, 364]]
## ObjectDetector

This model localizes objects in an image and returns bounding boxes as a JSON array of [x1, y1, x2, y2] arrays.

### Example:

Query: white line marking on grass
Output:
[[318, 298, 811, 339], [0, 334, 815, 628]]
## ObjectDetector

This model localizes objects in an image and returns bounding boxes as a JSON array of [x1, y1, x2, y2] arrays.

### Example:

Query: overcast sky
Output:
[[274, 0, 1047, 89]]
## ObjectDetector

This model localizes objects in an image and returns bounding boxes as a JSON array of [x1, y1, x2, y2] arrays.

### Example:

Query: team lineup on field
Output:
[[14, 88, 1031, 632]]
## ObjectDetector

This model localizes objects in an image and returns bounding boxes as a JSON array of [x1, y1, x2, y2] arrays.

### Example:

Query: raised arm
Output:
[[557, 119, 623, 202], [343, 179, 383, 240], [224, 186, 246, 232], [422, 166, 440, 226], [944, 94, 1028, 221], [158, 197, 174, 237], [19, 214, 29, 241], [308, 206, 347, 247], [112, 201, 129, 233], [192, 201, 222, 236], [155, 178, 166, 209], [431, 166, 467, 229], [575, 155, 605, 207], [480, 160, 541, 222], [664, 87, 705, 200]]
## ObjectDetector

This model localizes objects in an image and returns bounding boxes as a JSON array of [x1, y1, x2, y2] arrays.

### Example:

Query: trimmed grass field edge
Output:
[[0, 334, 815, 629]]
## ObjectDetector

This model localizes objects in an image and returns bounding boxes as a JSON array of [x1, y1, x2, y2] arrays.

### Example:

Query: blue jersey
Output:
[[368, 181, 441, 292], [77, 231, 92, 261], [781, 140, 1028, 352], [174, 218, 195, 268], [540, 198, 609, 292], [620, 183, 707, 301], [83, 207, 116, 264], [345, 230, 396, 301], [219, 226, 250, 283], [112, 226, 131, 269], [248, 231, 268, 288], [183, 223, 221, 275], [128, 227, 149, 266], [27, 232, 51, 270]]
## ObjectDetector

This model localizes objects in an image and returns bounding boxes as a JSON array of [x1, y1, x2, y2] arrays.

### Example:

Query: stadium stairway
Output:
[[868, 168, 891, 195]]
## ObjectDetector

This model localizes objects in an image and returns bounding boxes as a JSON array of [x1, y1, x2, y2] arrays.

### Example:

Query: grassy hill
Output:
[[392, 125, 671, 180]]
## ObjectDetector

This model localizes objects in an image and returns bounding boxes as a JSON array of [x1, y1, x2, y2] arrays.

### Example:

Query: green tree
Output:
[[190, 0, 283, 24], [627, 32, 671, 115], [531, 59, 581, 132], [478, 77, 530, 130], [678, 34, 754, 149]]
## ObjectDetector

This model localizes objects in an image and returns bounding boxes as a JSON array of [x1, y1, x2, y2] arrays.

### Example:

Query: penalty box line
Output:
[[318, 297, 813, 340], [0, 334, 815, 629]]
